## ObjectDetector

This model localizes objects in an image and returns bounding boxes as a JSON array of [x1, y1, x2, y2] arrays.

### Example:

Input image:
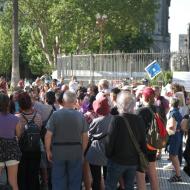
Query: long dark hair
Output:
[[0, 93, 10, 114]]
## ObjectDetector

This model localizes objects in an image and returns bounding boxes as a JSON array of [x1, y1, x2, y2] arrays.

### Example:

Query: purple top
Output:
[[0, 113, 19, 139]]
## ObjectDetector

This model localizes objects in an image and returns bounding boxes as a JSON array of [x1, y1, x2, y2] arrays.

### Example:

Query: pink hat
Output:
[[93, 96, 110, 116], [142, 87, 155, 98]]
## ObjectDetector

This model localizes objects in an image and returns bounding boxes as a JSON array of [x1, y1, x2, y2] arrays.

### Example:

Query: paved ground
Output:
[[146, 152, 190, 190]]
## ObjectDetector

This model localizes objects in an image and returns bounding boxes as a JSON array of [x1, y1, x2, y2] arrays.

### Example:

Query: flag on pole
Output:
[[145, 60, 162, 79]]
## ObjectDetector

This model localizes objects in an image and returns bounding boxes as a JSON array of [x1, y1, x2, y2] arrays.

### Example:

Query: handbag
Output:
[[166, 116, 177, 136], [122, 116, 148, 172], [84, 133, 108, 156]]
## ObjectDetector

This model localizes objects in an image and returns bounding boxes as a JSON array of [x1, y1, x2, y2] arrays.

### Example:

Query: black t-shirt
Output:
[[136, 105, 158, 132], [105, 113, 147, 165]]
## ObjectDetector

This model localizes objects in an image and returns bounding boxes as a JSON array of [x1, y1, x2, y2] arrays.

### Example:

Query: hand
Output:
[[46, 150, 53, 162], [169, 126, 174, 131]]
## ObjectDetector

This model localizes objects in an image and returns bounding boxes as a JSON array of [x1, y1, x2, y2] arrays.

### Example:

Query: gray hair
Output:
[[116, 91, 136, 114], [98, 79, 109, 90], [63, 90, 77, 104]]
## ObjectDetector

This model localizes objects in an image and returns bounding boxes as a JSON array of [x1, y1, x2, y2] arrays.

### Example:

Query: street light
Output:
[[96, 13, 108, 53]]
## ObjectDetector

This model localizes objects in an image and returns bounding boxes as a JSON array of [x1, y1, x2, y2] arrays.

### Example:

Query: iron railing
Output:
[[56, 51, 190, 82]]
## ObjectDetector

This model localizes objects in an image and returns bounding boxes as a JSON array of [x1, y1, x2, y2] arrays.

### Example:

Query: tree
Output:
[[11, 0, 20, 87], [0, 26, 12, 77], [0, 0, 159, 78], [77, 0, 158, 52]]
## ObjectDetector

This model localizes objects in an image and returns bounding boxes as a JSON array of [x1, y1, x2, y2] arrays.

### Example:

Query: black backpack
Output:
[[19, 112, 41, 152]]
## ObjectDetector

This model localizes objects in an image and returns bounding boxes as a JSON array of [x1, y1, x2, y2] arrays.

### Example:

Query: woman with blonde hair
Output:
[[167, 97, 183, 182]]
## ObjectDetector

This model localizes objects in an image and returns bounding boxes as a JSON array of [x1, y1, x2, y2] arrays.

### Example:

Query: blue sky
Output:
[[169, 0, 190, 51]]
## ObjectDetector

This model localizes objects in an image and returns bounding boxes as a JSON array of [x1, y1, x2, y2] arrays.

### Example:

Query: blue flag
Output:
[[145, 60, 162, 79]]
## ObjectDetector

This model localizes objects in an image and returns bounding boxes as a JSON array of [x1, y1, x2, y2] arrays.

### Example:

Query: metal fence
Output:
[[56, 51, 190, 82]]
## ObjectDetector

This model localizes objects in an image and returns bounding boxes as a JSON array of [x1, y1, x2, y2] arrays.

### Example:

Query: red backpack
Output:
[[147, 109, 168, 151]]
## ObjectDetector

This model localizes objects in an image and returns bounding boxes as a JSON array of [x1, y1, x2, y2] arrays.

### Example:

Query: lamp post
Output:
[[96, 13, 107, 53]]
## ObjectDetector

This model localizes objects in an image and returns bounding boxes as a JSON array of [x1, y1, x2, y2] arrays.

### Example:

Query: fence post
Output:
[[90, 53, 95, 84], [71, 53, 73, 77], [57, 54, 61, 79]]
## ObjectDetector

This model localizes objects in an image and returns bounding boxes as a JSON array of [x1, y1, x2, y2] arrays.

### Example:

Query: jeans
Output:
[[105, 160, 137, 190], [52, 159, 82, 190], [90, 164, 107, 190], [18, 153, 41, 190]]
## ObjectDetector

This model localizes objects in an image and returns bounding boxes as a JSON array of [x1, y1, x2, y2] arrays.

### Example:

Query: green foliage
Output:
[[0, 0, 158, 77], [109, 32, 153, 52], [148, 71, 173, 86], [0, 25, 11, 77], [27, 40, 53, 75]]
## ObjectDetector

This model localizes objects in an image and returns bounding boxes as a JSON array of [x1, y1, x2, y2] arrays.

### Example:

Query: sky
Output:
[[169, 0, 190, 51]]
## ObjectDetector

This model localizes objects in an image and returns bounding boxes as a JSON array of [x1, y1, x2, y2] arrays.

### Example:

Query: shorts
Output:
[[0, 160, 19, 167], [147, 150, 157, 162]]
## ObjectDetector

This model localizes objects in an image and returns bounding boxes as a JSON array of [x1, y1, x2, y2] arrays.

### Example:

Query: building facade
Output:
[[179, 34, 188, 51], [152, 0, 171, 51]]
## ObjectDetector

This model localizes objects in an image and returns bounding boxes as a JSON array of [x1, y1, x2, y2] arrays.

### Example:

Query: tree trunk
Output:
[[11, 0, 20, 88]]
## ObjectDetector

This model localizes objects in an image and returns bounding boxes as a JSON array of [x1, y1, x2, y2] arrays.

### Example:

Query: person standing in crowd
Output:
[[16, 92, 42, 190], [83, 95, 97, 190], [0, 93, 22, 190], [171, 84, 188, 166], [105, 91, 146, 190], [45, 90, 88, 190], [0, 76, 8, 94], [39, 82, 50, 102], [55, 91, 64, 109], [87, 84, 98, 98], [49, 79, 58, 92], [33, 90, 56, 190], [153, 85, 169, 160], [69, 76, 78, 93], [110, 87, 121, 115], [167, 97, 183, 182], [86, 95, 112, 190], [96, 79, 110, 100], [136, 87, 160, 190], [57, 77, 65, 89]]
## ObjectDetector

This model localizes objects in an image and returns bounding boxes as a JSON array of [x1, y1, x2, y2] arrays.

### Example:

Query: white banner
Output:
[[173, 72, 190, 92]]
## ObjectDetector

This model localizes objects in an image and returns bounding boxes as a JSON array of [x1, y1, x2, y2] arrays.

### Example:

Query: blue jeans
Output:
[[52, 159, 82, 190], [105, 160, 137, 190]]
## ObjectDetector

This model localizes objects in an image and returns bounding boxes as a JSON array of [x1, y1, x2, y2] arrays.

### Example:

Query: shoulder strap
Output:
[[22, 112, 37, 124], [122, 116, 142, 155], [52, 105, 56, 111]]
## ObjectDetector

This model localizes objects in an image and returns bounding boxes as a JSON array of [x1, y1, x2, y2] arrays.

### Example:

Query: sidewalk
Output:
[[146, 152, 190, 190]]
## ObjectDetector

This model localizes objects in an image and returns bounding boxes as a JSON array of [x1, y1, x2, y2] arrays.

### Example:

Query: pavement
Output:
[[146, 152, 190, 190]]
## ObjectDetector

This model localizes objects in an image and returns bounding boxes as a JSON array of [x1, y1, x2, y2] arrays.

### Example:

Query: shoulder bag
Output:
[[122, 116, 148, 172]]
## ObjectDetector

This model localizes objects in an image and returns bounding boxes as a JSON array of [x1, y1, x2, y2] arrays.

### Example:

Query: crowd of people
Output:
[[0, 75, 190, 190]]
